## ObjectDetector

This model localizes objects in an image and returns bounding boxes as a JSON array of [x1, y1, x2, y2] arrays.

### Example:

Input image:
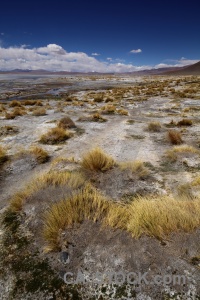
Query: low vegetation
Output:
[[0, 125, 19, 136], [40, 127, 73, 144], [120, 160, 149, 178], [166, 144, 200, 161], [57, 116, 76, 129], [30, 146, 50, 164], [32, 107, 46, 116], [147, 121, 161, 132], [177, 119, 193, 126], [43, 185, 200, 250], [167, 130, 183, 145], [81, 147, 115, 171], [90, 113, 107, 122]]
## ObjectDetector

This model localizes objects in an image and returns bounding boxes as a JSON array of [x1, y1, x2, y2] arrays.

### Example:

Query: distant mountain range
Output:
[[163, 61, 200, 75], [0, 61, 200, 75]]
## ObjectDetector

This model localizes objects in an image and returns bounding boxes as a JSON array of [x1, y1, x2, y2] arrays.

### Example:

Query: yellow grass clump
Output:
[[57, 116, 76, 129], [81, 147, 115, 171], [117, 109, 129, 116], [120, 160, 149, 178], [147, 121, 161, 132], [32, 107, 46, 116], [91, 113, 107, 122], [9, 100, 22, 107], [101, 104, 116, 114], [9, 171, 86, 211], [29, 146, 50, 164], [43, 187, 200, 251], [177, 119, 193, 126], [40, 127, 73, 144], [167, 130, 183, 145], [166, 145, 200, 161]]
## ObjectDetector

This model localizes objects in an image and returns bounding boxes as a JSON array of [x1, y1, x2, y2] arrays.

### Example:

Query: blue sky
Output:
[[0, 0, 200, 72]]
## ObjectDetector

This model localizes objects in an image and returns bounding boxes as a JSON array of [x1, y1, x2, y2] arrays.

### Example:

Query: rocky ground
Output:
[[0, 74, 200, 299]]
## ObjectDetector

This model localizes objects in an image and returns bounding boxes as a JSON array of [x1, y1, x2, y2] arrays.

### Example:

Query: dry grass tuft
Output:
[[117, 109, 129, 116], [43, 184, 112, 250], [43, 187, 200, 250], [40, 127, 73, 144], [101, 104, 116, 114], [9, 170, 86, 212], [81, 147, 115, 172], [167, 130, 183, 145], [177, 119, 193, 126], [120, 160, 149, 179], [126, 196, 200, 239], [166, 145, 200, 161], [0, 146, 8, 166], [57, 116, 76, 129], [90, 113, 107, 122], [32, 107, 46, 116], [147, 121, 161, 132], [29, 146, 50, 164], [0, 125, 19, 136], [93, 94, 104, 102], [5, 107, 26, 119], [22, 100, 42, 106], [9, 100, 22, 107]]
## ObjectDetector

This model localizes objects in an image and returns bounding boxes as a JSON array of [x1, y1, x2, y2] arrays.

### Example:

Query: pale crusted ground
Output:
[[0, 75, 200, 299]]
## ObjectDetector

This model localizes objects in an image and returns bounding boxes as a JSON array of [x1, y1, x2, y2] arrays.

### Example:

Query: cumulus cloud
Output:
[[0, 44, 151, 73], [91, 52, 100, 56], [0, 44, 198, 72], [130, 49, 142, 54]]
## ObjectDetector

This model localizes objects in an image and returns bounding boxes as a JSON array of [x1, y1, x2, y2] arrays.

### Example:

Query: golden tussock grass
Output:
[[51, 156, 78, 167], [0, 146, 8, 166], [9, 171, 86, 212], [166, 144, 200, 161], [93, 94, 104, 102], [117, 109, 129, 116], [119, 160, 149, 179], [177, 119, 193, 126], [167, 130, 183, 145], [90, 113, 107, 122], [22, 100, 43, 106], [32, 107, 46, 116], [147, 121, 161, 132], [5, 107, 26, 119], [43, 186, 200, 251], [0, 125, 19, 136], [9, 100, 22, 107], [101, 104, 116, 114], [40, 127, 73, 144], [29, 146, 50, 164], [81, 147, 115, 171], [57, 116, 76, 129]]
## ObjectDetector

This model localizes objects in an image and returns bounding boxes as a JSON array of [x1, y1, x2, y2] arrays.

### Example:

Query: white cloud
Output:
[[130, 49, 142, 54], [0, 44, 198, 73], [0, 44, 151, 72], [91, 52, 100, 56]]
